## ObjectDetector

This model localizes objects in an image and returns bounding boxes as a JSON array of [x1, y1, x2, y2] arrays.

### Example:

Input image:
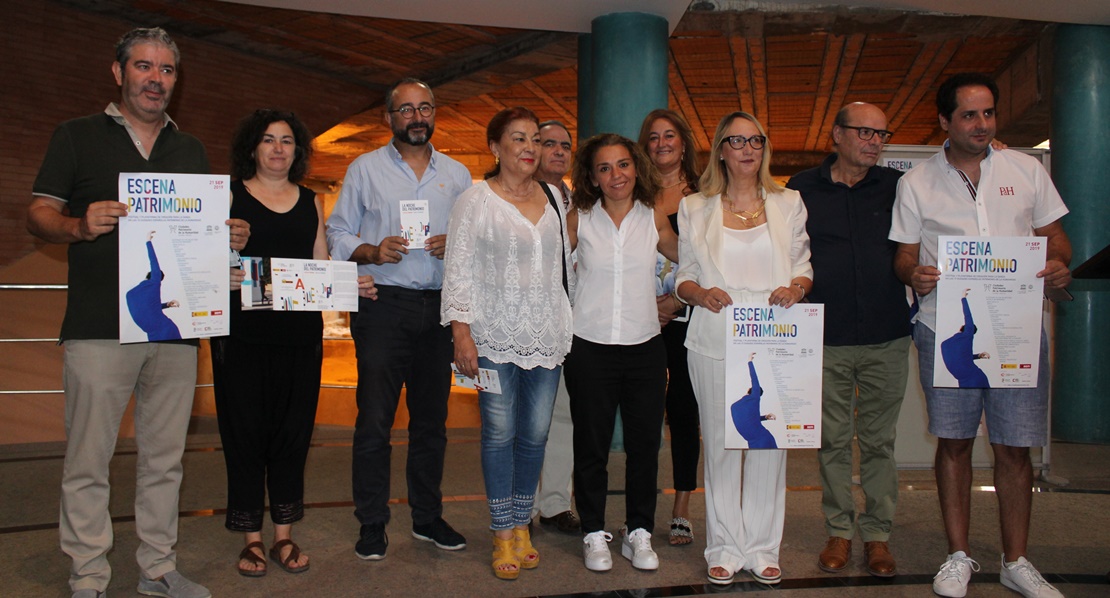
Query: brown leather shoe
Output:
[[818, 537, 851, 572], [538, 510, 580, 534], [864, 541, 896, 577]]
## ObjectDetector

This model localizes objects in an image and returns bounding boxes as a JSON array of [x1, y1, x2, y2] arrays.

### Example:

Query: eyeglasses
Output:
[[389, 104, 435, 119], [839, 125, 893, 143], [721, 135, 766, 150]]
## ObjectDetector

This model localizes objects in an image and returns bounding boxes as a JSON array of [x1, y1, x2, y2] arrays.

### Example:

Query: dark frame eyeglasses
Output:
[[389, 104, 435, 119], [840, 125, 893, 143], [721, 134, 766, 150]]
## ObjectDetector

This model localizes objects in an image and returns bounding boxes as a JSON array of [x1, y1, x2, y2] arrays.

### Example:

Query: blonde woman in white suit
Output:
[[674, 111, 813, 587]]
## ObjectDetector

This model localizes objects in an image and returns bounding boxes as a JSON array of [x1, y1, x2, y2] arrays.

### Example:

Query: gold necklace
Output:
[[494, 176, 534, 200], [723, 191, 766, 228], [661, 177, 686, 190]]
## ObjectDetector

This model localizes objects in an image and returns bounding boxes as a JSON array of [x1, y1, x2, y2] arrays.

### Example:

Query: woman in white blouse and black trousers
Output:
[[563, 133, 678, 573], [441, 107, 574, 581]]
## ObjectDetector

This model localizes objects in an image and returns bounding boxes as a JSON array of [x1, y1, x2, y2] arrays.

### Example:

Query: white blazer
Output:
[[675, 188, 813, 360]]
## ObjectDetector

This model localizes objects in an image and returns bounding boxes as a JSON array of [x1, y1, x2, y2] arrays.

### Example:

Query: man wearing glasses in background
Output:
[[786, 102, 911, 579], [327, 78, 473, 561], [529, 120, 581, 534]]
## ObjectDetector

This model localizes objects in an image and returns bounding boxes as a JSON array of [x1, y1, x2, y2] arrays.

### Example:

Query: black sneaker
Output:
[[355, 523, 388, 560], [411, 517, 466, 550]]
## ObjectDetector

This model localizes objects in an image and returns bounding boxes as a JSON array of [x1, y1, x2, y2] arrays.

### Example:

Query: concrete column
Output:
[[1051, 24, 1110, 443], [577, 33, 594, 140], [588, 12, 669, 140]]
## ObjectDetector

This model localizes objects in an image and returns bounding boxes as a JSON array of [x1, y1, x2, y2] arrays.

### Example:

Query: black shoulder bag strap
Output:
[[539, 182, 570, 297]]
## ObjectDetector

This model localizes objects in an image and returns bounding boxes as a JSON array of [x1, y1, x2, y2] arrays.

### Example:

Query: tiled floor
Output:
[[2, 423, 1108, 597]]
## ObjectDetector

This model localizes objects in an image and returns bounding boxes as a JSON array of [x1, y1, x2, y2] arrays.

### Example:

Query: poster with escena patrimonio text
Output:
[[933, 235, 1046, 388], [118, 173, 230, 344], [724, 303, 823, 449]]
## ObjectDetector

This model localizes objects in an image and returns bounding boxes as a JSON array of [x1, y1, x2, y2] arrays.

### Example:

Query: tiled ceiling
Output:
[[60, 0, 1052, 184]]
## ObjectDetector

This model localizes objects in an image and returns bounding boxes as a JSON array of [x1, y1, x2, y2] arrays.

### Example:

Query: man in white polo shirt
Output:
[[890, 73, 1071, 598]]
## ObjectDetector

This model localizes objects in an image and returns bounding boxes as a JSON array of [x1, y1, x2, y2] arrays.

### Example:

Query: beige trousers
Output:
[[61, 340, 197, 592], [533, 372, 574, 517]]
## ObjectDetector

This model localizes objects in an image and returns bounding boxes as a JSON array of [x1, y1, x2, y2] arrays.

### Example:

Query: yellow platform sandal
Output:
[[513, 527, 539, 569], [492, 534, 520, 580]]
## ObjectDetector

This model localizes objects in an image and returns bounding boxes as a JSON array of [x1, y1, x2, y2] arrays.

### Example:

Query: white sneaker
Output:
[[620, 526, 659, 570], [932, 551, 980, 597], [1000, 556, 1064, 598], [583, 530, 614, 572]]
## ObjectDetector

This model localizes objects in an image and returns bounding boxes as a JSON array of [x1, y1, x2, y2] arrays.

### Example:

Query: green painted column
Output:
[[1051, 24, 1110, 443], [589, 12, 669, 140], [584, 13, 669, 453], [577, 34, 594, 140]]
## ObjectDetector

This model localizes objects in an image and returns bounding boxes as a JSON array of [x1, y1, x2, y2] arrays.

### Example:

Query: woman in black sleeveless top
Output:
[[638, 110, 702, 548], [212, 109, 375, 577]]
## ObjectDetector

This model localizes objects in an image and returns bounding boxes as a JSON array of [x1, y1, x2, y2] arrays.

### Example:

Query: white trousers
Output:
[[533, 372, 574, 517], [60, 340, 198, 592], [689, 350, 786, 576]]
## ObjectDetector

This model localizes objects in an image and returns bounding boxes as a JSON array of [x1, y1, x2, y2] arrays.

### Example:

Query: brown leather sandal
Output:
[[269, 539, 310, 574], [237, 541, 267, 577]]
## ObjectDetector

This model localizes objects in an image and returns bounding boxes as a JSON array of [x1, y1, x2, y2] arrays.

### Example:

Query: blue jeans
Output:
[[477, 357, 561, 530], [915, 322, 1049, 446]]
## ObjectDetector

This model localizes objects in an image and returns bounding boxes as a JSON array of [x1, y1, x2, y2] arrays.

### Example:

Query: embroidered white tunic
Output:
[[441, 181, 574, 369]]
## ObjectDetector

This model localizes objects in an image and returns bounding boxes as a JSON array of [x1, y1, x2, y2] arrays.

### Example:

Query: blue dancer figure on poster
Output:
[[731, 353, 778, 448], [125, 230, 182, 340], [940, 289, 990, 388]]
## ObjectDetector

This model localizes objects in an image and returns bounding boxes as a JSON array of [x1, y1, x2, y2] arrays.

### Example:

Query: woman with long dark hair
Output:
[[637, 109, 702, 547]]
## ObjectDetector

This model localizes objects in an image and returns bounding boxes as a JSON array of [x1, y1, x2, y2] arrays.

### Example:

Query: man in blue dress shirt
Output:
[[327, 78, 473, 561]]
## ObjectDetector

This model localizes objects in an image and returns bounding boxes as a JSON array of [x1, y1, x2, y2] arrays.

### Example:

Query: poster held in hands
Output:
[[933, 235, 1046, 388], [450, 364, 502, 394], [400, 200, 430, 246], [241, 257, 359, 312], [118, 173, 230, 343], [724, 303, 823, 449]]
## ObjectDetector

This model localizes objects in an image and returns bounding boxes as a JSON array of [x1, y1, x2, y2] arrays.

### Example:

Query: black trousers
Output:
[[351, 285, 453, 527], [211, 336, 322, 532], [662, 319, 701, 492], [565, 335, 667, 535]]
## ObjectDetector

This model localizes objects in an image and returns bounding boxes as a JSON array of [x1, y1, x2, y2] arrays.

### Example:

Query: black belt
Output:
[[374, 284, 442, 298]]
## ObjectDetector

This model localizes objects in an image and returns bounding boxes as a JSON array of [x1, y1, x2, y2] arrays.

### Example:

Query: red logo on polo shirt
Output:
[[1000, 186, 1015, 196]]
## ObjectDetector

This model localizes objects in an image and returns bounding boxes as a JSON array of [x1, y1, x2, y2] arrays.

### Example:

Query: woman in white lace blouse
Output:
[[441, 106, 574, 581]]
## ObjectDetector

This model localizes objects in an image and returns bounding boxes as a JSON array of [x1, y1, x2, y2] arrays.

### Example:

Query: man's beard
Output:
[[395, 121, 434, 146]]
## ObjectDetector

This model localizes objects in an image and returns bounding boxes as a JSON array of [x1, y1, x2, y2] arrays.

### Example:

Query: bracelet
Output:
[[793, 283, 806, 300], [673, 289, 688, 306]]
